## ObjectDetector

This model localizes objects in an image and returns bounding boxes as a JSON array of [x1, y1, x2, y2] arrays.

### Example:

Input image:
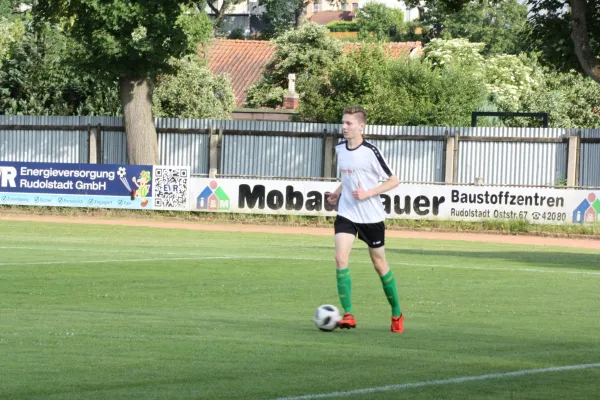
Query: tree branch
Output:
[[570, 0, 600, 83], [211, 0, 239, 29], [205, 0, 220, 15]]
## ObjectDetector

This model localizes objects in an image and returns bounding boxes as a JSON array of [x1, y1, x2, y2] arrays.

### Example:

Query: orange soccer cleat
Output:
[[391, 315, 404, 333], [338, 312, 357, 329]]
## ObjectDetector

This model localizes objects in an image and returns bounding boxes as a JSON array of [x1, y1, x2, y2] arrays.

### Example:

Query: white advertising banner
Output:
[[190, 178, 600, 226]]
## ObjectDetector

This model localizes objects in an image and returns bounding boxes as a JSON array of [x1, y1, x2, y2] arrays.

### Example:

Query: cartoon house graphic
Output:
[[196, 181, 230, 211], [208, 192, 219, 210], [585, 206, 596, 224], [197, 186, 213, 209], [214, 186, 230, 210], [572, 193, 600, 224]]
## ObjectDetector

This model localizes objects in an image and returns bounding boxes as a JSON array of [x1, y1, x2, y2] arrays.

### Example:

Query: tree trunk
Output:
[[207, 0, 230, 32], [119, 76, 159, 165], [570, 0, 600, 84], [295, 0, 305, 28], [213, 10, 225, 30]]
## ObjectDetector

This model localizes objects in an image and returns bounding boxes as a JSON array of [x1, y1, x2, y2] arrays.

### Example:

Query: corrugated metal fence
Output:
[[1, 115, 599, 187], [456, 127, 569, 187], [580, 129, 600, 187]]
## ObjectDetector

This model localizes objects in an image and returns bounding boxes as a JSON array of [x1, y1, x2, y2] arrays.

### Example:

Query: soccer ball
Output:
[[314, 304, 341, 332]]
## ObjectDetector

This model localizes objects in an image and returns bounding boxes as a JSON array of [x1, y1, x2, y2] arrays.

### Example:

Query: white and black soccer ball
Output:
[[314, 304, 341, 332]]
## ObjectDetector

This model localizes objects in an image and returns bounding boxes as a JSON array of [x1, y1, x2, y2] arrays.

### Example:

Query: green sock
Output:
[[380, 270, 401, 317], [336, 268, 352, 315]]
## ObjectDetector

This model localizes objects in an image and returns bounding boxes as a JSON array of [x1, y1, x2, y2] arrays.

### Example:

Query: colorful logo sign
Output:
[[118, 167, 152, 207], [0, 162, 153, 209], [196, 180, 230, 211], [572, 193, 600, 224]]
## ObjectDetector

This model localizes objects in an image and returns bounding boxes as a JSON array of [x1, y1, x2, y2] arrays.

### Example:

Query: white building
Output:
[[205, 0, 420, 36], [306, 0, 419, 23]]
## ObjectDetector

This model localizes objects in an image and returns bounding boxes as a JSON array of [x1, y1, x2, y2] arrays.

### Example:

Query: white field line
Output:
[[274, 362, 600, 400], [0, 245, 218, 256], [0, 255, 329, 267], [0, 250, 599, 275], [400, 263, 600, 276]]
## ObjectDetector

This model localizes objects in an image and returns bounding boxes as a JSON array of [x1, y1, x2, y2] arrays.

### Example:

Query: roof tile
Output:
[[205, 39, 423, 107], [308, 11, 355, 25], [205, 39, 276, 107]]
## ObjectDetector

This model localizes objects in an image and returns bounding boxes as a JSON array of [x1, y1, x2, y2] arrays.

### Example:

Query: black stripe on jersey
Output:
[[339, 139, 363, 152], [363, 141, 393, 177]]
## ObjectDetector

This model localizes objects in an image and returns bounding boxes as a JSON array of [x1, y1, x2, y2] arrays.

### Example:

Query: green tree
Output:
[[415, 0, 527, 54], [33, 1, 212, 164], [387, 57, 488, 126], [153, 55, 236, 119], [526, 0, 600, 74], [0, 21, 120, 116], [412, 0, 600, 84], [259, 0, 310, 36], [0, 0, 13, 19], [356, 3, 404, 41], [0, 0, 24, 19], [0, 17, 24, 66], [260, 0, 298, 38], [205, 0, 245, 32], [245, 22, 342, 108], [296, 43, 488, 126], [296, 45, 394, 123]]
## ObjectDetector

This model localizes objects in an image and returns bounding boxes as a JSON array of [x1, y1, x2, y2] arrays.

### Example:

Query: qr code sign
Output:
[[153, 166, 190, 210]]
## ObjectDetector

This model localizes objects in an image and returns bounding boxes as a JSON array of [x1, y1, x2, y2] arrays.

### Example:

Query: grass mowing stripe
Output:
[[275, 363, 600, 400], [0, 256, 286, 266], [3, 254, 600, 276], [398, 263, 600, 276], [0, 246, 196, 256]]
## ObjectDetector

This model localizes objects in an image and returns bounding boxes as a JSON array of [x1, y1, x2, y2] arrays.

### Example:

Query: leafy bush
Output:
[[153, 56, 236, 119], [227, 28, 245, 40], [505, 70, 600, 128], [325, 21, 359, 32], [245, 23, 342, 108], [422, 38, 600, 128], [423, 38, 485, 68]]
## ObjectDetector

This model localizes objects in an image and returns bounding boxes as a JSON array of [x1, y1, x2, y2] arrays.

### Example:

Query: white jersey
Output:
[[335, 139, 394, 223]]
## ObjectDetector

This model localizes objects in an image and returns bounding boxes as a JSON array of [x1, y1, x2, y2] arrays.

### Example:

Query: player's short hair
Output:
[[343, 106, 367, 124]]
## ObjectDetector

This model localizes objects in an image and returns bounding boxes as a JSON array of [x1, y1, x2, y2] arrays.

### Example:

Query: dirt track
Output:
[[1, 214, 600, 250]]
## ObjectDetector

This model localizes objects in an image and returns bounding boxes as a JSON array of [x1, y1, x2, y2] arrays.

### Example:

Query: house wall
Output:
[[305, 0, 419, 22]]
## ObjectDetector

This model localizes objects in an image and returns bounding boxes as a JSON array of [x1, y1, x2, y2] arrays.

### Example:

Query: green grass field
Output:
[[1, 220, 599, 400]]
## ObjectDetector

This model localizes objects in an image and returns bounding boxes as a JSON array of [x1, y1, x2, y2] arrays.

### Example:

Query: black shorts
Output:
[[334, 215, 385, 248]]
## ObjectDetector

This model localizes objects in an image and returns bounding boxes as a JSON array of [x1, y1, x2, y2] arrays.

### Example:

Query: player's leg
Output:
[[368, 245, 403, 333], [358, 222, 404, 333], [334, 216, 357, 329]]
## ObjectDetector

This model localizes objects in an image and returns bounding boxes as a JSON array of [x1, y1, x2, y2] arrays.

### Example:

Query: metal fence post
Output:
[[322, 130, 335, 178], [209, 126, 218, 178], [87, 124, 102, 164], [444, 130, 455, 184], [567, 129, 581, 186]]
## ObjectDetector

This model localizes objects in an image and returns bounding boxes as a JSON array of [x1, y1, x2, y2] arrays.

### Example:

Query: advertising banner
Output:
[[190, 178, 600, 226], [0, 162, 190, 211]]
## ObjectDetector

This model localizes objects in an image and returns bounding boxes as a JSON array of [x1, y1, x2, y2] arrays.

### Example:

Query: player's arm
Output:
[[327, 183, 343, 205], [353, 176, 399, 200]]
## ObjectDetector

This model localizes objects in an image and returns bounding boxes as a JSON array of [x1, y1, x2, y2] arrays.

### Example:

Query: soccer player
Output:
[[326, 106, 403, 333]]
